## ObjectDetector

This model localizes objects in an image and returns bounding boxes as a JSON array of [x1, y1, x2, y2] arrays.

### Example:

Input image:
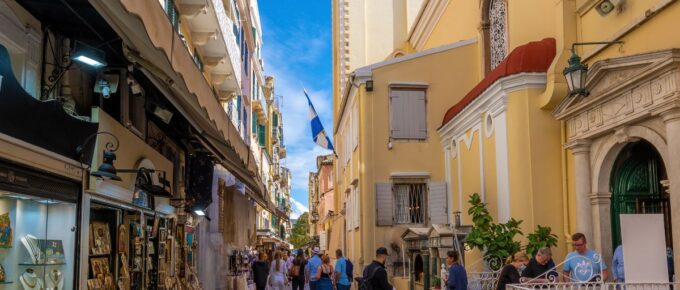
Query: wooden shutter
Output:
[[390, 89, 427, 139], [428, 182, 448, 224], [258, 124, 265, 146], [412, 90, 427, 139], [320, 231, 328, 251], [390, 90, 407, 139], [375, 183, 394, 226], [354, 187, 360, 228], [352, 104, 359, 150]]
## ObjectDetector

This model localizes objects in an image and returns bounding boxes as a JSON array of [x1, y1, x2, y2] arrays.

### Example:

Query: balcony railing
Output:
[[211, 0, 242, 86]]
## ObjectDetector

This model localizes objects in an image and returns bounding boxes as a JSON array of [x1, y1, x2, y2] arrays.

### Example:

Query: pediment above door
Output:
[[553, 49, 680, 141]]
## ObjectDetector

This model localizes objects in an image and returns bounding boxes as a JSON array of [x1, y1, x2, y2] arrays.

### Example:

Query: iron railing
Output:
[[509, 282, 679, 290]]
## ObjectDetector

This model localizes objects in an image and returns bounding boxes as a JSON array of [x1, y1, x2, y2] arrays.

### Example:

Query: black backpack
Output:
[[358, 266, 380, 290], [345, 259, 354, 281]]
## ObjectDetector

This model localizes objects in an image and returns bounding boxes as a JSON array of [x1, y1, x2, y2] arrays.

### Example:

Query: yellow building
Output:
[[333, 0, 680, 285]]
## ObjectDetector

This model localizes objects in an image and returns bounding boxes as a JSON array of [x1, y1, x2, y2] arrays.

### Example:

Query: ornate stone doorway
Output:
[[610, 140, 672, 250]]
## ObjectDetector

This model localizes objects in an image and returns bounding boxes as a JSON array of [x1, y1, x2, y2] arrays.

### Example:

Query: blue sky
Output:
[[260, 1, 334, 215]]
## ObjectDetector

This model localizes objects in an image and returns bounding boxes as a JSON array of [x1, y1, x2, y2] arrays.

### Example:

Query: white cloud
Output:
[[290, 198, 309, 220]]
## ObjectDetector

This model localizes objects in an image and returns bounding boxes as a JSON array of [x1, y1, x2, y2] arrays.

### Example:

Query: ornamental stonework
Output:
[[566, 70, 679, 140]]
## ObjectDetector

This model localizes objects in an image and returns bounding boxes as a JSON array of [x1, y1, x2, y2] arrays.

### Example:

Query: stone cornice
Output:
[[437, 73, 547, 144]]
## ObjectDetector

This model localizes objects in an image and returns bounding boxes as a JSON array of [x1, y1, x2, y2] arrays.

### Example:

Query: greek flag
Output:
[[305, 89, 335, 151]]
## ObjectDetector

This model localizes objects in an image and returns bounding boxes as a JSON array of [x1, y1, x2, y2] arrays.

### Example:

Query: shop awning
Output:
[[90, 0, 265, 198], [0, 44, 98, 162]]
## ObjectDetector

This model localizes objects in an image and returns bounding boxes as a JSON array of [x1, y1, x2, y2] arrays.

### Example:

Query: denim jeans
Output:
[[337, 283, 351, 290], [310, 280, 319, 290]]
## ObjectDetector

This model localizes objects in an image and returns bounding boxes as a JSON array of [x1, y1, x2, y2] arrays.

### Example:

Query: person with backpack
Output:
[[359, 247, 393, 290], [334, 249, 352, 290], [290, 251, 307, 290]]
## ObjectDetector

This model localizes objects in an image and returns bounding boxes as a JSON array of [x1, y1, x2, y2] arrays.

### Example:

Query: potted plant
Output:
[[526, 225, 558, 257], [431, 276, 442, 290]]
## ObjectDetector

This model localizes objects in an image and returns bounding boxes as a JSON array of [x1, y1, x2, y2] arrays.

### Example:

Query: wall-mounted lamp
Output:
[[365, 80, 374, 92], [72, 40, 107, 68], [564, 41, 623, 97], [77, 132, 172, 197]]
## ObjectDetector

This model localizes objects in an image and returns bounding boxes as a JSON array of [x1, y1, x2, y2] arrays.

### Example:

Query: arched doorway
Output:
[[610, 140, 672, 250], [414, 254, 424, 282]]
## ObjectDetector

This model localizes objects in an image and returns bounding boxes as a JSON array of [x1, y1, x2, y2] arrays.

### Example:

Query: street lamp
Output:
[[563, 52, 588, 97], [563, 41, 623, 97], [77, 131, 122, 181]]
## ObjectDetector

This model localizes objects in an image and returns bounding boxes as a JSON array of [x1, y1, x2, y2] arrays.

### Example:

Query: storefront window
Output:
[[0, 190, 77, 289]]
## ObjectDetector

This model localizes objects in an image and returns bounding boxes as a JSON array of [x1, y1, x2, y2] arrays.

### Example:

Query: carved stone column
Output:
[[589, 192, 613, 265], [661, 108, 680, 275], [566, 140, 593, 241]]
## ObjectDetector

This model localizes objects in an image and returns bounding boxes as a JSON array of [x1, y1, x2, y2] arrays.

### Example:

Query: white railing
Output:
[[468, 271, 501, 290], [211, 0, 242, 86], [509, 282, 679, 290]]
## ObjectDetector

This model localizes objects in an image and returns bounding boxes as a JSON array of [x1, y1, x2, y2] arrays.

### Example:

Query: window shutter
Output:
[[428, 182, 448, 224], [375, 183, 394, 226], [413, 90, 427, 139], [320, 231, 328, 251], [352, 104, 359, 150], [389, 91, 406, 139], [354, 187, 360, 228], [258, 124, 265, 146]]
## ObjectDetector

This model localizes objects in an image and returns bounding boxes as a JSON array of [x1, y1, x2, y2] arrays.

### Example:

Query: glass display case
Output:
[[0, 190, 77, 290]]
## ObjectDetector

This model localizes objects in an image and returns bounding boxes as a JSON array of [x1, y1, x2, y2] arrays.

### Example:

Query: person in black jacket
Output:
[[252, 252, 270, 290], [496, 252, 528, 290], [360, 247, 393, 290]]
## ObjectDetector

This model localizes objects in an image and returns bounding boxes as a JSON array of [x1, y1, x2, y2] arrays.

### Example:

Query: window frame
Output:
[[388, 85, 428, 141], [392, 180, 428, 225]]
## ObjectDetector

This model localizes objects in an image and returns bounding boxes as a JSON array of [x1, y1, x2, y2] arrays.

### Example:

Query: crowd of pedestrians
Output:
[[250, 233, 655, 290]]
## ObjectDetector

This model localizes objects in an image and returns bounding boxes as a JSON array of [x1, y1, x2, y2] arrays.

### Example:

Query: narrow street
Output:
[[0, 0, 680, 289]]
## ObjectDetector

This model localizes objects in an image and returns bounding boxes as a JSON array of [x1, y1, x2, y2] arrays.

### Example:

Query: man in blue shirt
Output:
[[562, 233, 609, 282], [445, 250, 467, 290], [306, 247, 323, 290], [612, 245, 624, 282], [334, 249, 352, 290]]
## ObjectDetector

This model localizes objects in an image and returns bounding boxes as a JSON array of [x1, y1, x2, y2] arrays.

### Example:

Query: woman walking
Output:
[[269, 251, 289, 290], [252, 252, 270, 290], [290, 251, 307, 290], [496, 252, 529, 290], [315, 254, 335, 290]]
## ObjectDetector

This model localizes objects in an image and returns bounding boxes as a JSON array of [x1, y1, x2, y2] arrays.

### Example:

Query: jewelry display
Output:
[[20, 269, 44, 290], [21, 235, 43, 264], [45, 269, 64, 290]]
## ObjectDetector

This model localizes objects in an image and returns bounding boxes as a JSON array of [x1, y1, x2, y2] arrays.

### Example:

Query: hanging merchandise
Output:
[[0, 212, 12, 247], [90, 221, 112, 255], [0, 264, 5, 282]]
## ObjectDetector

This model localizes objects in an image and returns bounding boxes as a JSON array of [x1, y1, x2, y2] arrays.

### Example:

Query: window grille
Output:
[[394, 183, 426, 224]]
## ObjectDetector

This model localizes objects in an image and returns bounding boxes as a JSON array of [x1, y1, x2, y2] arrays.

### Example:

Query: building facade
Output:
[[332, 0, 680, 288], [0, 0, 290, 289]]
